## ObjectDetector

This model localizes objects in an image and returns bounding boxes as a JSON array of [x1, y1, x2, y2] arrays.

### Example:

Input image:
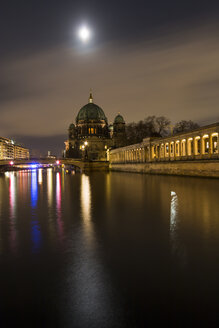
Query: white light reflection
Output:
[[5, 172, 10, 178], [47, 168, 53, 208], [81, 174, 91, 223], [64, 174, 112, 327], [170, 191, 186, 267], [170, 191, 178, 232], [38, 168, 43, 184]]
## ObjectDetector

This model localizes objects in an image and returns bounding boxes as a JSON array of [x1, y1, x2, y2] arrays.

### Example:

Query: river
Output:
[[0, 168, 218, 327]]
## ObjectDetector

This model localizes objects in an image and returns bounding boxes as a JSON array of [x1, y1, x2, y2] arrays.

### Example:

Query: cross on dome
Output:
[[89, 90, 93, 103]]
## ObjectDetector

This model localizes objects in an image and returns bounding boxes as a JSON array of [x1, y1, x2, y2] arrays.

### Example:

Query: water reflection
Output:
[[1, 171, 219, 326], [47, 168, 53, 208], [81, 174, 91, 223], [170, 191, 178, 233], [31, 170, 38, 208], [38, 168, 43, 184], [56, 172, 63, 242], [170, 190, 186, 267], [9, 172, 17, 252], [31, 170, 41, 253], [63, 174, 112, 327]]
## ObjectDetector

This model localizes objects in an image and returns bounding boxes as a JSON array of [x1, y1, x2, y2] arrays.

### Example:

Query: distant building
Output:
[[65, 93, 126, 160], [47, 150, 56, 159], [0, 137, 29, 160]]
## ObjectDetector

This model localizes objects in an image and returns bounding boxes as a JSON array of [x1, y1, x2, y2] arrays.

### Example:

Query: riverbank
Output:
[[109, 160, 219, 178]]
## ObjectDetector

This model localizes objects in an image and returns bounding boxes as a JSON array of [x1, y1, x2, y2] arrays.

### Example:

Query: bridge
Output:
[[0, 158, 109, 172]]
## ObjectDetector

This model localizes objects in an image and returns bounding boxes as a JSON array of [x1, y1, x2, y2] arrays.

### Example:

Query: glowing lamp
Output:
[[9, 161, 14, 165], [56, 160, 60, 165]]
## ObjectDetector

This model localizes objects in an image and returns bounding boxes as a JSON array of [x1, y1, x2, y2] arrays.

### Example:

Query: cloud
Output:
[[0, 22, 219, 150]]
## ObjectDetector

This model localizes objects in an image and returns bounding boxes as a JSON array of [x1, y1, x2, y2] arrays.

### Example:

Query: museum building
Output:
[[65, 93, 126, 160]]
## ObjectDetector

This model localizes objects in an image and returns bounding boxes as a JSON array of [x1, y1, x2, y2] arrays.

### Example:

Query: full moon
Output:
[[78, 26, 91, 42]]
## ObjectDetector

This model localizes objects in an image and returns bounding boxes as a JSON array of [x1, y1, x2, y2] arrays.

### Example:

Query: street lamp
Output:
[[84, 141, 88, 160], [81, 142, 88, 160]]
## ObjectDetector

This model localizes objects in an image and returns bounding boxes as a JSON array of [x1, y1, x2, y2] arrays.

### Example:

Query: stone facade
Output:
[[109, 122, 219, 177], [65, 93, 126, 161]]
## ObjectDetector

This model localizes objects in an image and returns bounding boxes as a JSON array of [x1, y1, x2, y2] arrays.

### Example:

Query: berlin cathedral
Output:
[[64, 92, 127, 160]]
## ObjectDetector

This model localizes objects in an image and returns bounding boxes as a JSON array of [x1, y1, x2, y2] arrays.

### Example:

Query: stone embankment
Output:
[[110, 160, 219, 178]]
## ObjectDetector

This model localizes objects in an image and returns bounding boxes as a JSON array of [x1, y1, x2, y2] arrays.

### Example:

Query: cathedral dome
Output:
[[69, 123, 75, 129], [76, 103, 107, 123], [114, 113, 125, 124], [76, 92, 107, 124]]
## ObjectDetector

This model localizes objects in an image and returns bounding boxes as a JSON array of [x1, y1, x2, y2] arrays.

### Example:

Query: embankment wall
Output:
[[109, 161, 219, 178]]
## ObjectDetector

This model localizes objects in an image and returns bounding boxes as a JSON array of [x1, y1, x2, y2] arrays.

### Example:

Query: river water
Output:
[[0, 168, 218, 327]]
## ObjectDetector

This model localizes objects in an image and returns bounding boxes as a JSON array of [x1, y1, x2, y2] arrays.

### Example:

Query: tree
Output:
[[173, 120, 199, 134], [155, 116, 171, 137], [144, 116, 157, 136], [125, 115, 171, 145], [126, 122, 138, 145]]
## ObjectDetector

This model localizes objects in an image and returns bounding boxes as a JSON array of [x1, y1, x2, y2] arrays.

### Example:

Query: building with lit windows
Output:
[[0, 137, 29, 160], [65, 93, 126, 160]]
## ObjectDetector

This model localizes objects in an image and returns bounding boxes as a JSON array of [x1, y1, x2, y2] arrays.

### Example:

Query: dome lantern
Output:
[[89, 90, 93, 103], [114, 113, 125, 124]]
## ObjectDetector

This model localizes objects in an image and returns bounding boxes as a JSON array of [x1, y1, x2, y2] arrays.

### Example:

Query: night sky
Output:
[[1, 0, 219, 156]]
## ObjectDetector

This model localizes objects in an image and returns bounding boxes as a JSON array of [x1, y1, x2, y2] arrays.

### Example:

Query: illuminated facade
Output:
[[110, 122, 219, 163], [0, 137, 29, 160], [65, 93, 126, 160]]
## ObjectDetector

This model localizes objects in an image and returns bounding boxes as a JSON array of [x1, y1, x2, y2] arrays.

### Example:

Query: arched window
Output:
[[165, 143, 169, 157], [212, 133, 218, 154], [181, 139, 186, 156], [202, 134, 209, 154], [175, 141, 180, 156]]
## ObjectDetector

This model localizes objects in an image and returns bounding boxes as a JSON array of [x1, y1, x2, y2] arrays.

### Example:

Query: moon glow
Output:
[[78, 26, 91, 42]]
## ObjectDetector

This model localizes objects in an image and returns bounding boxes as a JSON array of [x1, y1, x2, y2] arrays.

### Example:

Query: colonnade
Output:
[[110, 123, 219, 164], [151, 132, 218, 161]]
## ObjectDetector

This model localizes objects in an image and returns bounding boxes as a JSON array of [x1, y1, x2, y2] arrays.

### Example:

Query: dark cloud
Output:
[[0, 78, 51, 104], [189, 77, 219, 90], [1, 0, 219, 58], [1, 1, 219, 154], [187, 77, 219, 104]]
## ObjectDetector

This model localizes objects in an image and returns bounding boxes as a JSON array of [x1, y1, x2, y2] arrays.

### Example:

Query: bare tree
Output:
[[173, 120, 199, 134], [155, 116, 171, 136], [126, 115, 171, 145]]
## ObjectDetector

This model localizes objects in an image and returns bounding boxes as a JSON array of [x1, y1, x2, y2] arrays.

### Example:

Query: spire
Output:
[[89, 89, 93, 103]]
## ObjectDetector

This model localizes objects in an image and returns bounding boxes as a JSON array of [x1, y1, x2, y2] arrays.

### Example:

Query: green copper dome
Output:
[[114, 114, 125, 124], [76, 103, 107, 123], [69, 123, 75, 129]]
